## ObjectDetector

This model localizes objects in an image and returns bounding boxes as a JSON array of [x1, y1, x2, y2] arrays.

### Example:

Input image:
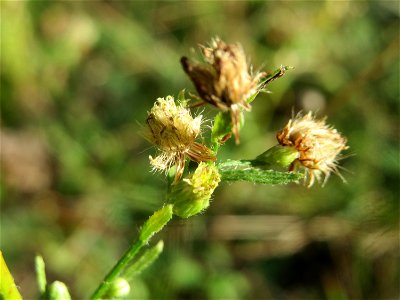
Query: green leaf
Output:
[[211, 111, 243, 149], [35, 255, 47, 294], [139, 205, 173, 243], [217, 160, 303, 185], [124, 240, 164, 278], [247, 65, 293, 104], [0, 251, 22, 300], [211, 112, 232, 149]]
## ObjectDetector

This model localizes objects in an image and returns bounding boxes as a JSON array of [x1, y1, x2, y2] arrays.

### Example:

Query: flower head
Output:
[[168, 162, 221, 218], [276, 112, 348, 187], [146, 96, 215, 184], [181, 37, 264, 144]]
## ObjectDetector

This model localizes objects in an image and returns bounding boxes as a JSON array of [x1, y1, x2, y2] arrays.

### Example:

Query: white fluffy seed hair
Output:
[[146, 96, 215, 184], [277, 112, 348, 187]]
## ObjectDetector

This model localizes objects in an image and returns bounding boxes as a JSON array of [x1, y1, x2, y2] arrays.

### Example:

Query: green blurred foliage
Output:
[[1, 1, 398, 299]]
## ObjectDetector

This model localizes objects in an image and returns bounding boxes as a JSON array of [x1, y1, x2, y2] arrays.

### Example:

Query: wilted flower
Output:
[[146, 96, 215, 184], [276, 112, 348, 187], [168, 162, 221, 218], [181, 37, 265, 144]]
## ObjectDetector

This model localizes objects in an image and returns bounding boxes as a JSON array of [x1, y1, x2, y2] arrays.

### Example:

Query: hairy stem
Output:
[[90, 205, 173, 300], [91, 239, 145, 300]]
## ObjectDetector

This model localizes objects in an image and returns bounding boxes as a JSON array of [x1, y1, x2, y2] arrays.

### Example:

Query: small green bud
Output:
[[168, 162, 221, 218], [46, 281, 71, 300], [139, 205, 173, 243], [104, 278, 130, 299], [255, 144, 299, 167]]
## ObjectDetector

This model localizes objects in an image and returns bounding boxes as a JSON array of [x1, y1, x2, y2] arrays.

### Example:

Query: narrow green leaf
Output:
[[35, 255, 47, 294], [124, 240, 164, 279], [0, 251, 22, 300], [217, 160, 303, 185], [247, 65, 293, 104], [177, 89, 186, 102], [139, 205, 173, 243]]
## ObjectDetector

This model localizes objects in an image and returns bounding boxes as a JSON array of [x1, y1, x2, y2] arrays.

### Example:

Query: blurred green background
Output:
[[1, 1, 399, 299]]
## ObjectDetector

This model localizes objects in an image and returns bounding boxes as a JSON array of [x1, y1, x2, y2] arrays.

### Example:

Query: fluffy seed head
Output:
[[146, 96, 215, 183], [276, 112, 348, 187], [181, 37, 264, 144], [147, 96, 201, 151]]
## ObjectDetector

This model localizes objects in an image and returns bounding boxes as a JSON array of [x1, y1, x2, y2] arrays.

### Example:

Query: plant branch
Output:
[[90, 205, 173, 300]]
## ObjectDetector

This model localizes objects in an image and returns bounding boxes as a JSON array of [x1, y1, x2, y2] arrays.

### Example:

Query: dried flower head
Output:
[[276, 112, 348, 187], [181, 37, 264, 144], [146, 96, 216, 184]]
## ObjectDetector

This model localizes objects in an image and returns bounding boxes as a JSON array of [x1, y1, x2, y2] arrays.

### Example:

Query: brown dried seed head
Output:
[[146, 96, 215, 184], [202, 38, 259, 107], [181, 37, 263, 144], [276, 112, 348, 187]]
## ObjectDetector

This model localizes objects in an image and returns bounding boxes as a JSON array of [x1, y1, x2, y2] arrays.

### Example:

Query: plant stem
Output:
[[90, 205, 173, 300], [90, 239, 145, 300]]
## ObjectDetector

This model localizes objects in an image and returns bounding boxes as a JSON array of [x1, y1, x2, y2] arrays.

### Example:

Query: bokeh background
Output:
[[1, 1, 399, 299]]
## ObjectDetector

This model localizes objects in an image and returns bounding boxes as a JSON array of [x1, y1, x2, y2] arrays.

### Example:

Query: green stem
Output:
[[91, 239, 145, 300], [90, 205, 173, 300]]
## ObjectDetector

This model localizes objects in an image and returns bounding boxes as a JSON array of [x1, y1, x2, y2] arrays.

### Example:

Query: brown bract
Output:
[[181, 38, 264, 144], [276, 112, 348, 187], [146, 96, 216, 184]]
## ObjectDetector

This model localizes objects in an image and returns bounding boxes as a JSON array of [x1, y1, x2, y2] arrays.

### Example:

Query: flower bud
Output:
[[46, 281, 71, 300], [104, 278, 130, 299], [168, 163, 220, 218], [256, 144, 299, 167]]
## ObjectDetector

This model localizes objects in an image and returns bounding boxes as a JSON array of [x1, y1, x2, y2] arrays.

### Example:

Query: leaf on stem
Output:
[[247, 65, 293, 104], [35, 255, 47, 294], [218, 160, 303, 185], [211, 111, 243, 149], [139, 205, 173, 243], [124, 240, 164, 279]]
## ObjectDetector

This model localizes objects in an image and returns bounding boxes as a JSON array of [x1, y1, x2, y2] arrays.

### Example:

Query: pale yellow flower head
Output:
[[276, 112, 348, 187], [146, 96, 215, 184]]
